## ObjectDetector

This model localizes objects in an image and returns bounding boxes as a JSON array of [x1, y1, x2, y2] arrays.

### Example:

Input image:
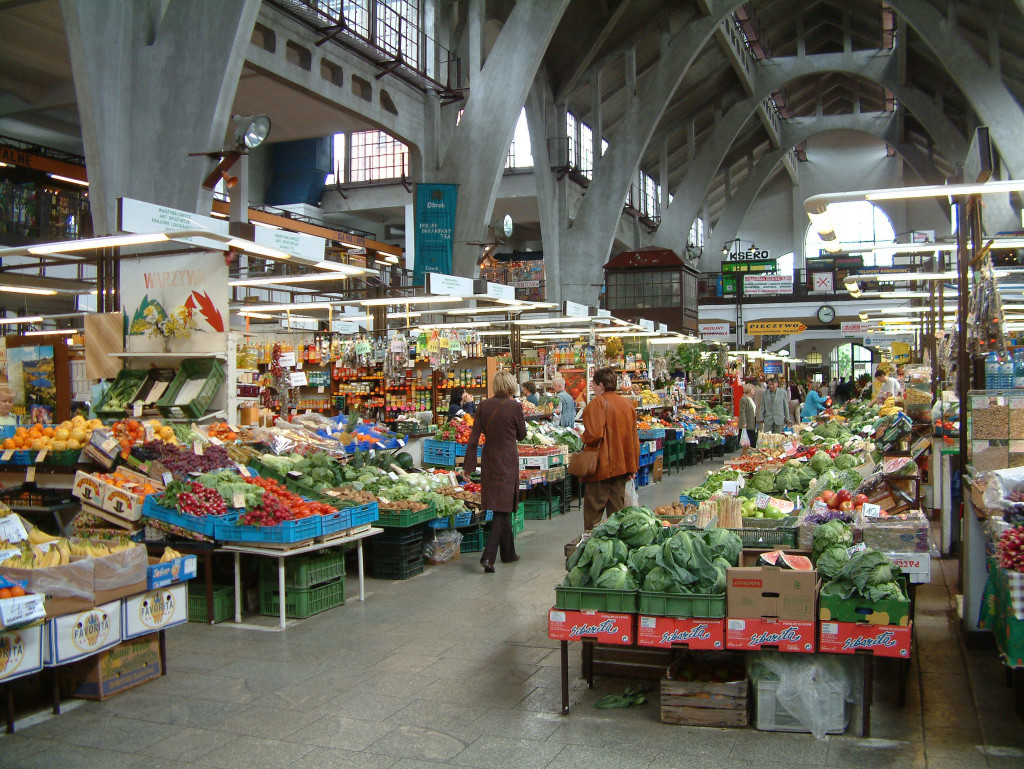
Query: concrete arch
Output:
[[888, 0, 1024, 178], [704, 116, 946, 267], [654, 50, 967, 253]]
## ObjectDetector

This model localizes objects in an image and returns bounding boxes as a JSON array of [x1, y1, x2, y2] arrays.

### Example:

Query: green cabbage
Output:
[[656, 530, 717, 592], [591, 506, 660, 548], [594, 563, 638, 590], [642, 566, 680, 594], [628, 544, 662, 581], [811, 520, 853, 562], [815, 546, 850, 579], [703, 529, 742, 566], [833, 453, 859, 471], [809, 452, 834, 474], [749, 470, 776, 494]]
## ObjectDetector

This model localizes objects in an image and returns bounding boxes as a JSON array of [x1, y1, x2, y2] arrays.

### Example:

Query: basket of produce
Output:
[[95, 369, 148, 418], [156, 358, 226, 420]]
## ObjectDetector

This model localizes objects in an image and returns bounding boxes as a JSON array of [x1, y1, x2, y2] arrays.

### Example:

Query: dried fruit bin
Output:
[[554, 585, 639, 613], [259, 550, 345, 589], [638, 591, 726, 618], [187, 584, 235, 624], [156, 358, 226, 420], [259, 576, 345, 619], [213, 515, 321, 544]]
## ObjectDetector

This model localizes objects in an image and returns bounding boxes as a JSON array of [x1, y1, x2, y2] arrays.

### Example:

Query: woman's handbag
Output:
[[567, 399, 604, 479]]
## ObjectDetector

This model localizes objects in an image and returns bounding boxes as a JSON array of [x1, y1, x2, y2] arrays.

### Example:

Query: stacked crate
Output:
[[258, 550, 346, 619], [371, 527, 425, 580]]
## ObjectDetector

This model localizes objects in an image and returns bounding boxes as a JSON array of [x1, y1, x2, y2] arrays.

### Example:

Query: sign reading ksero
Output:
[[728, 248, 771, 261]]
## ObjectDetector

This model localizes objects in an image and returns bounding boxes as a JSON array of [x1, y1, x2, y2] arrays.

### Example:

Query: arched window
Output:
[[689, 218, 704, 249], [804, 201, 895, 265], [830, 343, 873, 381]]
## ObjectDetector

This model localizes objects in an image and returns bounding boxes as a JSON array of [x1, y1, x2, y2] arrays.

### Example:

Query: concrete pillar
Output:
[[438, 0, 569, 281], [526, 74, 566, 304], [468, 0, 483, 80], [624, 46, 637, 100], [62, 0, 260, 234], [591, 71, 603, 172], [796, 15, 806, 57]]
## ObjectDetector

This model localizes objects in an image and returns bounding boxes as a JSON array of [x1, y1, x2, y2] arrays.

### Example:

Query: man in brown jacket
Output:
[[580, 367, 641, 530]]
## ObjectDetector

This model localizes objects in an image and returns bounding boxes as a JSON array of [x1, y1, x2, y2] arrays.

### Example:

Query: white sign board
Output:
[[863, 334, 914, 347], [485, 282, 515, 301], [727, 248, 771, 261], [564, 300, 589, 318], [657, 323, 668, 333], [743, 274, 793, 296], [841, 322, 872, 335], [118, 197, 228, 251], [810, 272, 834, 293], [699, 322, 730, 338], [639, 319, 656, 332], [428, 272, 474, 297], [253, 227, 325, 262], [597, 309, 612, 318], [332, 320, 360, 334]]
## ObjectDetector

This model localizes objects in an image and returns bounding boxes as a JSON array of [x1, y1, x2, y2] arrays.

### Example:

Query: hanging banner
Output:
[[743, 274, 793, 296], [891, 342, 911, 364], [841, 322, 871, 335], [699, 322, 730, 338], [414, 183, 458, 284]]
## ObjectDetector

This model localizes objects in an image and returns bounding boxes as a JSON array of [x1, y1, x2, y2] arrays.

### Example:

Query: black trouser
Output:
[[481, 511, 516, 563], [746, 428, 758, 448]]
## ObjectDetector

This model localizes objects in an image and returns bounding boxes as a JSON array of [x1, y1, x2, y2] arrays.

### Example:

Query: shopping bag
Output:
[[739, 430, 751, 448], [624, 478, 640, 507]]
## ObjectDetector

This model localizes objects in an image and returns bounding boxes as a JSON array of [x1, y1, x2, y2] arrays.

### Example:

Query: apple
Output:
[[839, 500, 853, 512], [821, 490, 837, 507], [835, 489, 853, 506], [853, 493, 869, 508]]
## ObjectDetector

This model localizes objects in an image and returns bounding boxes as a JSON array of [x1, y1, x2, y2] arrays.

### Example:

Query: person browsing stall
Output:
[[447, 387, 476, 419], [463, 371, 527, 573], [760, 378, 788, 434], [580, 367, 640, 531], [552, 377, 577, 427]]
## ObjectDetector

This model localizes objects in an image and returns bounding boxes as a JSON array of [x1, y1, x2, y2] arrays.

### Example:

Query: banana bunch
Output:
[[27, 528, 59, 546], [70, 538, 110, 558], [160, 547, 182, 563], [1, 538, 72, 568], [878, 397, 902, 417]]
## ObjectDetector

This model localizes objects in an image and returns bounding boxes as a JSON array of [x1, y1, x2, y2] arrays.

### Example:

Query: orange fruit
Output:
[[1, 439, 13, 450], [12, 437, 24, 449], [8, 586, 25, 597], [0, 589, 11, 600], [42, 427, 54, 438]]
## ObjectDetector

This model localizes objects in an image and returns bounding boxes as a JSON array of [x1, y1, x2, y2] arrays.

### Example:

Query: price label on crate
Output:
[[132, 402, 143, 418], [1, 449, 13, 461], [846, 542, 868, 556], [755, 492, 771, 509], [144, 425, 154, 442], [286, 470, 303, 479], [0, 594, 46, 627], [0, 514, 29, 544], [35, 449, 47, 463], [397, 439, 406, 447], [161, 472, 173, 486], [232, 492, 246, 509], [235, 463, 251, 477], [207, 436, 223, 446], [860, 503, 882, 519], [227, 424, 239, 433], [0, 548, 18, 562], [25, 467, 35, 483], [387, 471, 399, 481], [193, 441, 203, 456]]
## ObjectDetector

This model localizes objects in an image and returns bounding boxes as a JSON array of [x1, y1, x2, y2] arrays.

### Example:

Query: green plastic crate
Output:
[[523, 496, 561, 520], [729, 526, 798, 549], [258, 576, 345, 619], [94, 369, 148, 419], [638, 591, 726, 618], [376, 503, 436, 527], [157, 358, 226, 420], [460, 526, 485, 553], [554, 585, 639, 613], [258, 550, 345, 588], [512, 508, 525, 535], [187, 584, 235, 624]]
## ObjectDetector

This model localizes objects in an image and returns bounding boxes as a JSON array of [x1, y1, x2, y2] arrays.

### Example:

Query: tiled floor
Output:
[[2, 456, 1023, 768]]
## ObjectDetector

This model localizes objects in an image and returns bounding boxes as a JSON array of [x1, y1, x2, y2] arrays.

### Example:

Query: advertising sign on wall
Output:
[[414, 183, 458, 284], [743, 274, 793, 296], [699, 322, 730, 338]]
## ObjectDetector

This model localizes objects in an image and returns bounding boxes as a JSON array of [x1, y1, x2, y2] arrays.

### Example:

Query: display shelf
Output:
[[111, 351, 227, 360]]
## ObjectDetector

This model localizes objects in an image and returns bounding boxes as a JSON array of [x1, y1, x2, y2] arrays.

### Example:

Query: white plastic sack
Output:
[[749, 652, 858, 739], [983, 467, 1024, 511], [739, 430, 751, 448], [624, 478, 640, 507]]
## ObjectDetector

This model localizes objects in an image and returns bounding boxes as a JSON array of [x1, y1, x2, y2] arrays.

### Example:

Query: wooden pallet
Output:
[[660, 658, 749, 727]]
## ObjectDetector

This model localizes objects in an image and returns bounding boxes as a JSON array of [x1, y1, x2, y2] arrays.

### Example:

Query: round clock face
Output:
[[502, 214, 513, 238], [817, 305, 836, 323]]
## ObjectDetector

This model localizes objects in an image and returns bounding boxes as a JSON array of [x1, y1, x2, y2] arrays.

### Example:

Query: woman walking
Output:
[[738, 383, 758, 450], [463, 371, 527, 572]]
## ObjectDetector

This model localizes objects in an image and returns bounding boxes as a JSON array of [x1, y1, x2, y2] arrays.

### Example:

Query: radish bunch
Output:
[[997, 526, 1024, 572]]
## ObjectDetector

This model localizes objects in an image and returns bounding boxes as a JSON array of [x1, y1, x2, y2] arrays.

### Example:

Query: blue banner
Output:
[[414, 183, 458, 284]]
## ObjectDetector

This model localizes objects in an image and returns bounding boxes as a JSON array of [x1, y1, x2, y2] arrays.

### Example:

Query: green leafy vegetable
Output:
[[703, 528, 742, 566]]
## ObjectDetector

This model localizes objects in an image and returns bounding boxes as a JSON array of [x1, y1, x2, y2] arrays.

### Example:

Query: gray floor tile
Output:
[[450, 736, 564, 769], [470, 708, 563, 741], [388, 698, 488, 743], [547, 743, 669, 769], [8, 742, 142, 769], [313, 690, 410, 721], [144, 727, 237, 762], [293, 747, 400, 769], [290, 714, 397, 750], [214, 704, 318, 739], [198, 735, 315, 769], [730, 729, 831, 764], [826, 737, 920, 768], [364, 724, 474, 761]]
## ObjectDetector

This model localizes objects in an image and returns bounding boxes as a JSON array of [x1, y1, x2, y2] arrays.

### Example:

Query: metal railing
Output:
[[270, 0, 463, 98], [0, 181, 92, 243]]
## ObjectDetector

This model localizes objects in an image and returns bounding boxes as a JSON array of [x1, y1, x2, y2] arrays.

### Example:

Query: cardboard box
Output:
[[93, 545, 149, 604], [818, 621, 912, 658], [44, 600, 123, 666], [100, 467, 163, 522], [726, 567, 818, 621], [72, 470, 106, 507], [547, 608, 634, 645], [0, 593, 46, 630], [725, 618, 816, 652], [819, 588, 910, 627], [146, 554, 198, 590], [638, 616, 725, 650], [122, 584, 187, 639], [886, 552, 931, 584], [61, 633, 162, 700], [240, 406, 259, 426], [1, 558, 95, 617], [0, 624, 44, 683]]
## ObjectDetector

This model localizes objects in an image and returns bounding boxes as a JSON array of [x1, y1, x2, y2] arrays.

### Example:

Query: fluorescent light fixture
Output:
[[412, 321, 490, 330], [28, 233, 169, 254], [311, 260, 371, 275], [237, 302, 333, 313], [874, 305, 959, 314], [444, 306, 521, 316], [492, 298, 556, 308], [514, 316, 605, 326], [211, 211, 228, 219], [476, 330, 511, 336], [0, 162, 8, 167], [227, 239, 290, 259], [238, 311, 274, 319], [251, 221, 281, 231], [385, 310, 426, 319], [24, 329, 78, 337], [807, 209, 835, 236], [0, 316, 43, 325], [382, 255, 400, 264], [48, 173, 88, 187], [866, 179, 1024, 201], [0, 285, 57, 296], [850, 271, 957, 282], [361, 296, 463, 307], [229, 273, 353, 287]]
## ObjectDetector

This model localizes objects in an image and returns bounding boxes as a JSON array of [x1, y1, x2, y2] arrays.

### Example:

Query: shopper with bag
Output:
[[738, 383, 757, 450], [463, 371, 527, 573], [575, 367, 640, 530], [761, 378, 789, 434]]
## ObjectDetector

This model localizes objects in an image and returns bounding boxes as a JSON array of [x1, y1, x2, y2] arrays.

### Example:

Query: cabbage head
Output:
[[815, 546, 850, 580], [628, 544, 662, 581], [703, 529, 742, 566], [812, 520, 853, 562], [833, 453, 859, 471], [642, 566, 680, 594], [657, 530, 716, 589], [592, 506, 660, 548], [594, 563, 638, 590], [809, 452, 834, 474]]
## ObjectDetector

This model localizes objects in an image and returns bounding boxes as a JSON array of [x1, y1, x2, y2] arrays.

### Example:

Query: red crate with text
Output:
[[547, 608, 635, 645], [818, 621, 912, 658], [725, 618, 816, 653], [637, 616, 724, 650]]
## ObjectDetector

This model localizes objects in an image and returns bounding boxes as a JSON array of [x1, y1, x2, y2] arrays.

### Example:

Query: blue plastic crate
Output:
[[318, 507, 352, 535], [336, 501, 379, 529], [679, 495, 700, 507], [637, 467, 651, 487], [638, 428, 666, 440], [142, 496, 235, 537], [0, 450, 33, 466], [427, 509, 474, 529], [454, 443, 482, 457], [214, 515, 321, 544], [423, 439, 457, 466]]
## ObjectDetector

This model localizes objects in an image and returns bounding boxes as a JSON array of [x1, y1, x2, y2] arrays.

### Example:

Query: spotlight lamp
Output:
[[233, 114, 272, 150]]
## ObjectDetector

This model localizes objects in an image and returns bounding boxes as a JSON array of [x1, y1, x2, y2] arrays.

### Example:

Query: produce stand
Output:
[[223, 525, 382, 630]]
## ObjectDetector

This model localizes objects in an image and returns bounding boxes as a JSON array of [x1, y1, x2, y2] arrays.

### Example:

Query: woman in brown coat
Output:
[[463, 371, 527, 572], [580, 367, 640, 530]]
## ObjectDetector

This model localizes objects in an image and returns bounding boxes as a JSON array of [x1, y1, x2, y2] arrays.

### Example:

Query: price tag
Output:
[[232, 492, 246, 509], [193, 441, 203, 456], [721, 481, 740, 495], [0, 594, 46, 627], [755, 492, 770, 509], [397, 439, 406, 447], [846, 542, 868, 556], [289, 371, 308, 387], [317, 386, 325, 394], [35, 449, 47, 463], [36, 542, 51, 553], [369, 450, 376, 458], [378, 495, 391, 504], [132, 402, 143, 418], [207, 436, 224, 446], [0, 549, 19, 562], [286, 470, 303, 479], [390, 338, 405, 353], [188, 471, 202, 478], [1, 449, 13, 461], [145, 426, 154, 442], [0, 515, 29, 543], [279, 352, 296, 367], [387, 471, 399, 481], [235, 463, 251, 477], [860, 502, 882, 519], [227, 424, 240, 433], [161, 472, 173, 486], [295, 361, 303, 371], [25, 467, 35, 483]]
